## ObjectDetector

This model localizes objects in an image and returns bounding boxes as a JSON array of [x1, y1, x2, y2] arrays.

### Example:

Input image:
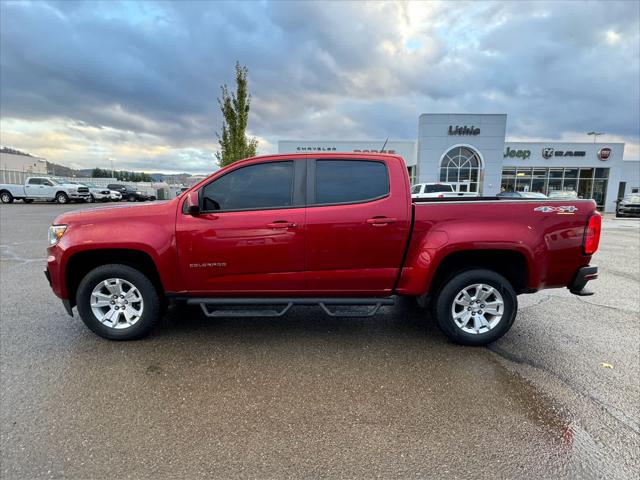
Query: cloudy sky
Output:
[[1, 0, 639, 174]]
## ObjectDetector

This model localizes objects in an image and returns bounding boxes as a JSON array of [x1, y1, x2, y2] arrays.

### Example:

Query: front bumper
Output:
[[44, 268, 73, 316], [617, 206, 640, 216], [569, 265, 598, 296], [69, 193, 90, 200]]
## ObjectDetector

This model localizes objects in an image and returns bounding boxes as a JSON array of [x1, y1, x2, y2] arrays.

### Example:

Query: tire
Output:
[[433, 269, 517, 346], [23, 198, 34, 204], [88, 194, 95, 203], [0, 191, 13, 203], [128, 194, 136, 202], [56, 192, 69, 204], [615, 210, 621, 218], [76, 264, 161, 340]]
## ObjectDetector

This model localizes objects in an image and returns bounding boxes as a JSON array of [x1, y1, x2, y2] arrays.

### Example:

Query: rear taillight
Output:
[[583, 213, 601, 255]]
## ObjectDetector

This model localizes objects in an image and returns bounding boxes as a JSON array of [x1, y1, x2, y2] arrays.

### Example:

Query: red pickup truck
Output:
[[45, 153, 601, 345]]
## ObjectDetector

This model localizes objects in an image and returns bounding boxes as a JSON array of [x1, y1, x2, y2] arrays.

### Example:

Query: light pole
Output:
[[587, 131, 605, 143]]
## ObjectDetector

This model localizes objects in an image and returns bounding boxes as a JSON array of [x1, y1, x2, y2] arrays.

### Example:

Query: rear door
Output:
[[176, 159, 307, 294], [304, 158, 411, 294], [24, 178, 44, 198]]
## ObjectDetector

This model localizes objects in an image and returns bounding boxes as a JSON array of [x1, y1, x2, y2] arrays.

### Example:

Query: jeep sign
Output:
[[503, 147, 531, 159]]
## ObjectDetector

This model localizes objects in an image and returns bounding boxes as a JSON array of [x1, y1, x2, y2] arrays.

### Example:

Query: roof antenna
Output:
[[380, 137, 388, 153]]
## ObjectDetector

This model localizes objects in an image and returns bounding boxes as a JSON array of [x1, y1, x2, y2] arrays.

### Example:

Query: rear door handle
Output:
[[366, 217, 397, 226], [267, 221, 297, 229]]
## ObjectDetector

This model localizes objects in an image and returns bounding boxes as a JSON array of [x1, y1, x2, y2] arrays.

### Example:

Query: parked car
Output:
[[45, 153, 601, 345], [616, 194, 640, 217], [548, 190, 579, 199], [109, 190, 123, 201], [106, 184, 149, 202], [497, 191, 547, 199], [0, 177, 90, 204], [80, 182, 115, 202], [411, 183, 478, 199]]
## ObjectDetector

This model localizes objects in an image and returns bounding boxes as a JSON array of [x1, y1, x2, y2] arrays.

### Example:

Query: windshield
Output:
[[47, 178, 61, 185]]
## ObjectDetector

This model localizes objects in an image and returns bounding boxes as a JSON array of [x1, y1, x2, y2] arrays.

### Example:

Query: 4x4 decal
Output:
[[534, 205, 578, 213]]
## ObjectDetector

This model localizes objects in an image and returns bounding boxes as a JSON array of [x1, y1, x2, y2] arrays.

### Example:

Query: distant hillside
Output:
[[46, 162, 194, 184], [46, 161, 81, 177]]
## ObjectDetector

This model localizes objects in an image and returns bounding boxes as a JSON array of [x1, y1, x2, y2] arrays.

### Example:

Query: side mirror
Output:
[[186, 190, 200, 216]]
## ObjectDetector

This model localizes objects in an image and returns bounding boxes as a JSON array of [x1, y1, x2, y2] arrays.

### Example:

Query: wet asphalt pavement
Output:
[[1, 203, 638, 479]]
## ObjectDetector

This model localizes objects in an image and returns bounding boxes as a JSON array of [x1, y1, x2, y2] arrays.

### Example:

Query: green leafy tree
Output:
[[215, 62, 258, 167]]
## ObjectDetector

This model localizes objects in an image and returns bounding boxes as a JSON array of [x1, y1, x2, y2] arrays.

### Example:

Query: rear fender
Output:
[[396, 220, 539, 295]]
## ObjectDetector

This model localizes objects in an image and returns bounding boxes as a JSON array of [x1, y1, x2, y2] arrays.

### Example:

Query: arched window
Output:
[[439, 146, 482, 193]]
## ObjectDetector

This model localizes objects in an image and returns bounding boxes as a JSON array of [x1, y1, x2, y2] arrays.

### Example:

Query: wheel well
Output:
[[429, 250, 529, 295], [56, 191, 68, 197], [66, 249, 165, 308]]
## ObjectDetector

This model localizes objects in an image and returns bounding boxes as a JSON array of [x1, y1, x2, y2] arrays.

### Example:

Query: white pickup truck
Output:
[[411, 182, 478, 199], [0, 177, 90, 204]]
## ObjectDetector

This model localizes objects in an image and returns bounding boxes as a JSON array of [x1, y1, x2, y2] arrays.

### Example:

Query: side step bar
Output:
[[186, 297, 395, 318]]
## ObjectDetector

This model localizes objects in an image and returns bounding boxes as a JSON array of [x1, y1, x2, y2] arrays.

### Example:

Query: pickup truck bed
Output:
[[45, 153, 600, 345]]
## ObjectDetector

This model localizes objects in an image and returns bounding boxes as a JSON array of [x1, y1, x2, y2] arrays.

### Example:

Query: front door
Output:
[[304, 158, 411, 294], [176, 159, 307, 295]]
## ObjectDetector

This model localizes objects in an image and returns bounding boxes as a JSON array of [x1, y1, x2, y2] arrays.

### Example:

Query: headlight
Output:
[[48, 225, 67, 246], [135, 191, 142, 195]]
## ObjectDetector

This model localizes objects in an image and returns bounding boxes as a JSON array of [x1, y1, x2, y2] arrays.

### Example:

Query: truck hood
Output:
[[52, 199, 176, 225]]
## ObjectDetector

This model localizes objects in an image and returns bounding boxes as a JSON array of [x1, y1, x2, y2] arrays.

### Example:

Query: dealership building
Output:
[[279, 113, 639, 212]]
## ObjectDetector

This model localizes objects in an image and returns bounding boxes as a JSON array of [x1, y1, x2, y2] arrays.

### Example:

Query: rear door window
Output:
[[314, 160, 389, 205], [28, 178, 41, 185]]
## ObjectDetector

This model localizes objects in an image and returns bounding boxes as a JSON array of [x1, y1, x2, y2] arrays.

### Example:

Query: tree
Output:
[[215, 62, 258, 167]]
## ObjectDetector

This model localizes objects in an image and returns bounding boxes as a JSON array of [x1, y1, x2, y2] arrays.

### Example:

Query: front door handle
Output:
[[267, 221, 297, 229], [366, 217, 397, 226]]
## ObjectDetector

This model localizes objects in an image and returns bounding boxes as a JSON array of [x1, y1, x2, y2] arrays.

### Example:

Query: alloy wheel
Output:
[[451, 283, 504, 334], [90, 278, 144, 329]]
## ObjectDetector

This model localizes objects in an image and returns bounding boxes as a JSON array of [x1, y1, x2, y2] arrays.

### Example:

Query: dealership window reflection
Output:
[[501, 167, 609, 209]]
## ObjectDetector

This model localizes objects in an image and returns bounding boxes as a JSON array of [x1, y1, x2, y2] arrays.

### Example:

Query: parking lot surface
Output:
[[1, 202, 639, 479]]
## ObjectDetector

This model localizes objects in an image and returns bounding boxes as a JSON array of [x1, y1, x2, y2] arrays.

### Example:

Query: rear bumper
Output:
[[569, 265, 598, 295]]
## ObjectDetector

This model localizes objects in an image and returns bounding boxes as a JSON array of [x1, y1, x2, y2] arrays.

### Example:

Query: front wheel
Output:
[[128, 194, 136, 202], [88, 194, 95, 203], [56, 192, 69, 204], [434, 269, 517, 346], [76, 264, 161, 340]]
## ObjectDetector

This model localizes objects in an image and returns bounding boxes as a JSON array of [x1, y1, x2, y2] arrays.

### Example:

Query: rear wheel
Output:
[[128, 194, 136, 202], [56, 192, 69, 204], [434, 269, 517, 346], [0, 191, 13, 203], [76, 264, 160, 340]]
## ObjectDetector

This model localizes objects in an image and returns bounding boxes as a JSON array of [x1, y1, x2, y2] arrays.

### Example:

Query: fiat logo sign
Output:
[[598, 147, 612, 160]]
